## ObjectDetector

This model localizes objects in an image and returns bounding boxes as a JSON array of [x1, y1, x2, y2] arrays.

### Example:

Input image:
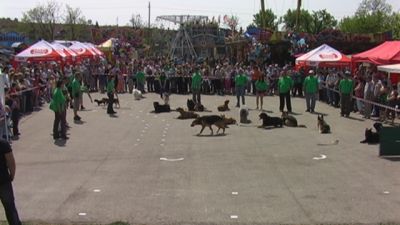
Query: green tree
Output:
[[64, 5, 87, 40], [21, 1, 61, 40], [339, 0, 397, 36], [252, 8, 278, 30], [280, 9, 313, 33], [310, 9, 337, 34]]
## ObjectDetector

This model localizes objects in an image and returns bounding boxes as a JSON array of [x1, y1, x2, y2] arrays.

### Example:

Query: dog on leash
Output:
[[317, 115, 331, 133], [258, 112, 283, 128], [360, 122, 382, 144], [191, 115, 228, 135], [239, 105, 251, 124], [153, 102, 171, 113], [176, 107, 199, 119], [281, 111, 306, 128], [217, 100, 230, 112], [133, 89, 143, 100]]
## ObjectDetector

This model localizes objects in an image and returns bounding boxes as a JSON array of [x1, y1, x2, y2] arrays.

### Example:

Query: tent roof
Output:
[[98, 38, 115, 48], [15, 40, 65, 62], [377, 63, 400, 73], [69, 41, 96, 58], [295, 44, 350, 67], [352, 41, 400, 65]]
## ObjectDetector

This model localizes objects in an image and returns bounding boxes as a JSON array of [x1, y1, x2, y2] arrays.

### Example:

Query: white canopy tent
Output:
[[377, 64, 400, 73]]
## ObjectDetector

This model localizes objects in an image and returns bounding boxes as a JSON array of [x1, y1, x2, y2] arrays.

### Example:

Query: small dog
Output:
[[217, 100, 230, 112], [317, 115, 330, 134], [281, 111, 306, 128], [239, 105, 251, 124], [221, 115, 237, 125], [187, 99, 195, 111], [360, 122, 382, 144], [94, 98, 108, 106], [191, 115, 228, 135], [133, 89, 143, 100], [259, 112, 283, 128], [153, 102, 171, 113], [163, 93, 170, 105], [176, 107, 199, 119]]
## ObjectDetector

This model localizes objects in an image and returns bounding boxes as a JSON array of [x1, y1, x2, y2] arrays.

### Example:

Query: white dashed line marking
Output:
[[78, 213, 87, 216], [230, 215, 238, 219], [137, 139, 141, 142], [232, 192, 238, 195], [383, 191, 390, 194], [160, 157, 184, 161], [313, 154, 327, 160], [93, 189, 101, 193]]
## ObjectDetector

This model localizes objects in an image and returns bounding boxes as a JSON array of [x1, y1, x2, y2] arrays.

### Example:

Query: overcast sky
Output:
[[1, 0, 400, 29]]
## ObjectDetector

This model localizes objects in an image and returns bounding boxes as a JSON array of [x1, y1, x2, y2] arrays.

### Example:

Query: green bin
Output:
[[379, 127, 400, 156]]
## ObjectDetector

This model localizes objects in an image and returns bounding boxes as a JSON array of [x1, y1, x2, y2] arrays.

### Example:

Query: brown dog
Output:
[[317, 115, 330, 133], [217, 100, 230, 112], [176, 107, 199, 119], [191, 115, 228, 135], [221, 115, 236, 125]]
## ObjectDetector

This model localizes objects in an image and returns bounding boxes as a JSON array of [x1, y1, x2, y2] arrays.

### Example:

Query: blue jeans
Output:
[[305, 93, 316, 111], [236, 86, 245, 106], [0, 182, 21, 225]]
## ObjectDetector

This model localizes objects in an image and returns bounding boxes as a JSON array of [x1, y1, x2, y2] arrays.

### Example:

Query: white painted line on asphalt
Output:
[[230, 215, 238, 219], [160, 157, 184, 161], [137, 139, 141, 142], [93, 189, 101, 193], [313, 154, 327, 160], [232, 192, 238, 195], [78, 213, 87, 216], [383, 191, 390, 194]]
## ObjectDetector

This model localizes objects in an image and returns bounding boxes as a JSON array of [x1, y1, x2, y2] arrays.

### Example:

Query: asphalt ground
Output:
[[2, 92, 400, 225]]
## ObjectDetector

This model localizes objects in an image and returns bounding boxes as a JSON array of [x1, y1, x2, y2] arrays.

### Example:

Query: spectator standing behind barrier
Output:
[[303, 70, 318, 113], [49, 80, 67, 140], [235, 69, 248, 107], [71, 73, 82, 121], [339, 71, 354, 117], [278, 70, 294, 112], [292, 68, 304, 97], [255, 75, 268, 110], [371, 75, 382, 117], [106, 76, 117, 115], [326, 70, 339, 106], [191, 67, 202, 104], [363, 76, 374, 119], [317, 70, 326, 102], [0, 139, 22, 225], [5, 94, 21, 139], [251, 66, 262, 95]]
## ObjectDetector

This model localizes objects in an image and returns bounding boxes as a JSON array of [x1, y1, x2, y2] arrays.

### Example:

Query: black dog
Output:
[[187, 99, 195, 111], [360, 122, 383, 144], [94, 98, 108, 106], [258, 113, 283, 128], [153, 102, 171, 113]]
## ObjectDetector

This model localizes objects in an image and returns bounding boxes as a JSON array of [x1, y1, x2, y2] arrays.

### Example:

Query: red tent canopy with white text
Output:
[[69, 41, 97, 59], [14, 40, 66, 63], [295, 44, 351, 68]]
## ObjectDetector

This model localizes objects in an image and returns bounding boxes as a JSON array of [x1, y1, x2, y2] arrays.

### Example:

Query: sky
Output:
[[1, 0, 400, 29]]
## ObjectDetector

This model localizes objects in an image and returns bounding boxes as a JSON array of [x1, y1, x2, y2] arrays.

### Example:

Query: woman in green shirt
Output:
[[255, 76, 268, 110], [50, 80, 67, 139]]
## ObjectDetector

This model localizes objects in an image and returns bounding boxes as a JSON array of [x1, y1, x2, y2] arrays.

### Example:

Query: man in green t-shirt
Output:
[[303, 70, 319, 113], [339, 71, 354, 117], [278, 69, 294, 112], [191, 67, 202, 104], [71, 72, 82, 121], [106, 75, 117, 115], [50, 80, 67, 139], [235, 69, 248, 107], [136, 66, 146, 93]]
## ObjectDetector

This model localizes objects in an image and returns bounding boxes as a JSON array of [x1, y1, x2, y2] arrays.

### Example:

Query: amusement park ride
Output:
[[156, 15, 208, 60]]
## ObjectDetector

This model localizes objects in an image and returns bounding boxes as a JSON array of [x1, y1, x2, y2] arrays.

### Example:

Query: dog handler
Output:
[[235, 69, 248, 107], [191, 67, 202, 104], [106, 76, 117, 115], [339, 71, 354, 117], [278, 69, 294, 112], [303, 70, 319, 113], [255, 76, 268, 110]]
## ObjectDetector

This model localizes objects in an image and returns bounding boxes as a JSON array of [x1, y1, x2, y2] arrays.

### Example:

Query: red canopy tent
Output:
[[352, 41, 400, 65], [84, 42, 104, 57], [51, 42, 79, 63], [295, 44, 351, 68], [14, 40, 66, 63], [69, 41, 97, 59]]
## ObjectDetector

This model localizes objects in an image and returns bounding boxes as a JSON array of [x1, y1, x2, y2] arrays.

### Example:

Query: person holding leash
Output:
[[106, 76, 117, 115]]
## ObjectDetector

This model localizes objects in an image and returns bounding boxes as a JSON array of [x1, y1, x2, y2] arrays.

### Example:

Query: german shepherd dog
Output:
[[281, 111, 306, 128], [258, 113, 283, 128], [187, 99, 195, 111], [176, 107, 199, 119], [217, 100, 230, 112], [360, 122, 382, 144], [239, 105, 251, 124], [221, 115, 237, 125], [317, 115, 331, 134], [191, 115, 228, 135], [153, 102, 171, 113]]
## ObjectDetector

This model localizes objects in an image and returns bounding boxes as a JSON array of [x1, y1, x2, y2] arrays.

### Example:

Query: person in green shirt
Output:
[[136, 66, 146, 93], [71, 72, 82, 121], [235, 69, 248, 107], [191, 67, 202, 104], [50, 80, 67, 139], [278, 69, 294, 112], [106, 75, 117, 115], [303, 69, 319, 113], [255, 75, 268, 110], [339, 71, 354, 117]]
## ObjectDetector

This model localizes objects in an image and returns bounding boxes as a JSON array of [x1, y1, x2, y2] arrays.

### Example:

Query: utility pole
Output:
[[260, 0, 266, 29], [295, 0, 302, 32], [148, 2, 151, 29]]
